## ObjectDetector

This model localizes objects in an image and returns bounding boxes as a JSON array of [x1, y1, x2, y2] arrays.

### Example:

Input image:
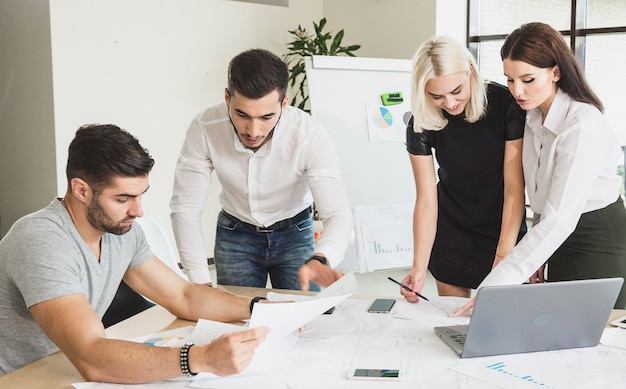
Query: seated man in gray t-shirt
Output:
[[0, 124, 268, 382]]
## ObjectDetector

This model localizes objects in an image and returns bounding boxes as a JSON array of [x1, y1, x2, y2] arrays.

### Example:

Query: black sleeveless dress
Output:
[[406, 82, 526, 288]]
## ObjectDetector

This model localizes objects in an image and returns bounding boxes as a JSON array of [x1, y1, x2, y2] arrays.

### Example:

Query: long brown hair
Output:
[[500, 22, 603, 112]]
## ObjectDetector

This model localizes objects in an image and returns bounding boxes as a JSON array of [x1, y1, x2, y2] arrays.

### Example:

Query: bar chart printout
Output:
[[485, 362, 555, 388], [370, 240, 412, 255], [353, 204, 414, 271], [451, 348, 626, 389]]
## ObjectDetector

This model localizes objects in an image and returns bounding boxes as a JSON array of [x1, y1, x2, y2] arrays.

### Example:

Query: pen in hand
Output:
[[387, 277, 430, 301]]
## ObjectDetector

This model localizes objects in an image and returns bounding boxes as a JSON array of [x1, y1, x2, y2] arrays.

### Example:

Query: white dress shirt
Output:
[[170, 102, 353, 283], [479, 88, 623, 288]]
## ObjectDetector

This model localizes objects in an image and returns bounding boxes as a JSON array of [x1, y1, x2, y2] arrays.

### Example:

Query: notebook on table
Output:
[[434, 277, 624, 358]]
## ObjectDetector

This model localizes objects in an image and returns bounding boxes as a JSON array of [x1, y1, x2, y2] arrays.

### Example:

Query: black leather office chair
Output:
[[102, 217, 184, 328], [102, 281, 155, 328]]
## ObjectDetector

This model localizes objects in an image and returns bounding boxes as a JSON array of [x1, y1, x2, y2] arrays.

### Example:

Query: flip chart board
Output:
[[305, 55, 416, 271]]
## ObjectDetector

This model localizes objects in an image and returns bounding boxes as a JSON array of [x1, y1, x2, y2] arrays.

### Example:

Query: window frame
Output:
[[466, 0, 626, 68], [466, 0, 626, 195]]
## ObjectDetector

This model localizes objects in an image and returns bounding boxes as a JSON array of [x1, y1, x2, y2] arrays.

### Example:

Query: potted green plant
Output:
[[284, 18, 361, 112]]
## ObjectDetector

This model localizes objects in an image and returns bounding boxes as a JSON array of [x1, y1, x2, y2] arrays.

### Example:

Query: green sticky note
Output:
[[381, 92, 404, 106]]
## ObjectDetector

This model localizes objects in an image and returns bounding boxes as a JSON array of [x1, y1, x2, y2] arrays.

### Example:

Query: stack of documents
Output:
[[111, 272, 356, 384]]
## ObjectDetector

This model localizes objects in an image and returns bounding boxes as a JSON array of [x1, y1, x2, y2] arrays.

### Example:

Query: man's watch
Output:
[[249, 296, 267, 313], [305, 254, 329, 266]]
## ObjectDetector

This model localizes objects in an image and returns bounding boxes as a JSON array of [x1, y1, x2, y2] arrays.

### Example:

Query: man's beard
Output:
[[86, 196, 133, 235]]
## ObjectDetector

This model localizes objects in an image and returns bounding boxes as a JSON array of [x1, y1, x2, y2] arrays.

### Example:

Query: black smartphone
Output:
[[348, 368, 403, 381], [367, 298, 396, 313]]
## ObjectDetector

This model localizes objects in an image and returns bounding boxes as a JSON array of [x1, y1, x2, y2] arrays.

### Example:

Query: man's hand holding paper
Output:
[[249, 272, 357, 340]]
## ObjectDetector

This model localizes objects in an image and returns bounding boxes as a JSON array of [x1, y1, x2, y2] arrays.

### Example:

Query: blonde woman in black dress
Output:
[[399, 36, 527, 302]]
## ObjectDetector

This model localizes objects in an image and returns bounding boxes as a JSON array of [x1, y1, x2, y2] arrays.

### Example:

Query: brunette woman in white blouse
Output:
[[455, 22, 626, 315]]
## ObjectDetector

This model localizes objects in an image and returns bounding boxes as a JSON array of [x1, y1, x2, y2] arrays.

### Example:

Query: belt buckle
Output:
[[256, 226, 274, 233]]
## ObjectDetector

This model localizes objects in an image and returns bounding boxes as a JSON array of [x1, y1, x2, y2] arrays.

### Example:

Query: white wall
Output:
[[323, 0, 466, 60], [44, 0, 324, 254], [323, 0, 437, 60], [1, 0, 466, 267]]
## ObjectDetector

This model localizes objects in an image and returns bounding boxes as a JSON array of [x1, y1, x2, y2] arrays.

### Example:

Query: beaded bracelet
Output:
[[180, 342, 198, 378]]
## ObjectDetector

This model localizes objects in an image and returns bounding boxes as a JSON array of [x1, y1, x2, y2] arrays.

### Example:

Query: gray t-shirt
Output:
[[0, 199, 153, 375]]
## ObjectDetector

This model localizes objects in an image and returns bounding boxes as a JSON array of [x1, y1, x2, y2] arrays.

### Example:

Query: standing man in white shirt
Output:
[[170, 49, 353, 291]]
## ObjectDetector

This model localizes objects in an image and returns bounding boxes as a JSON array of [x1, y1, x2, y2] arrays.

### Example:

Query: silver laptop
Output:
[[434, 277, 623, 358]]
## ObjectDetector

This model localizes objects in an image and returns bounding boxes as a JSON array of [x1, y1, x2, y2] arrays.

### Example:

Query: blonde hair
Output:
[[411, 35, 487, 132]]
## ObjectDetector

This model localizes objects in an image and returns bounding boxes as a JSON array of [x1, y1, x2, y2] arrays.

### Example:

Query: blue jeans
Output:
[[214, 210, 319, 291]]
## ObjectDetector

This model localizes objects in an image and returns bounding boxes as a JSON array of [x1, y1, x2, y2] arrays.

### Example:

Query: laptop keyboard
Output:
[[450, 332, 466, 346]]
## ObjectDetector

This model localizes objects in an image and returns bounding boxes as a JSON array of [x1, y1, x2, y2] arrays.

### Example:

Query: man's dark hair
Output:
[[66, 124, 155, 192], [227, 49, 289, 101]]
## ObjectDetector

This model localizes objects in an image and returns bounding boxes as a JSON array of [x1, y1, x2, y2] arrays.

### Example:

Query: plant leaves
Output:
[[330, 30, 344, 54], [283, 18, 360, 112]]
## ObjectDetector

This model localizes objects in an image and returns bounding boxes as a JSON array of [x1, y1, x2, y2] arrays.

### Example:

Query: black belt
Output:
[[223, 207, 312, 233]]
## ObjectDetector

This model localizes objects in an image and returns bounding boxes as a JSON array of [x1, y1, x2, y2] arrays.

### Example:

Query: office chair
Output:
[[102, 216, 186, 327], [102, 281, 155, 328], [134, 216, 188, 281]]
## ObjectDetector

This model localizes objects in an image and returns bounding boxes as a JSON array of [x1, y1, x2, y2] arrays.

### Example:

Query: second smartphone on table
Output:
[[367, 298, 396, 313]]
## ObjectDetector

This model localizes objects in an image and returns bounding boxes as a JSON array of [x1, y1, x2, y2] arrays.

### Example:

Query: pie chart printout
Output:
[[372, 107, 393, 129]]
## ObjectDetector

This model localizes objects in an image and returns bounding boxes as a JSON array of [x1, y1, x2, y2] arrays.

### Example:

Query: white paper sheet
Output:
[[450, 346, 626, 389], [168, 319, 300, 379], [391, 297, 471, 326], [600, 327, 626, 349], [249, 272, 356, 340], [266, 270, 358, 302]]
